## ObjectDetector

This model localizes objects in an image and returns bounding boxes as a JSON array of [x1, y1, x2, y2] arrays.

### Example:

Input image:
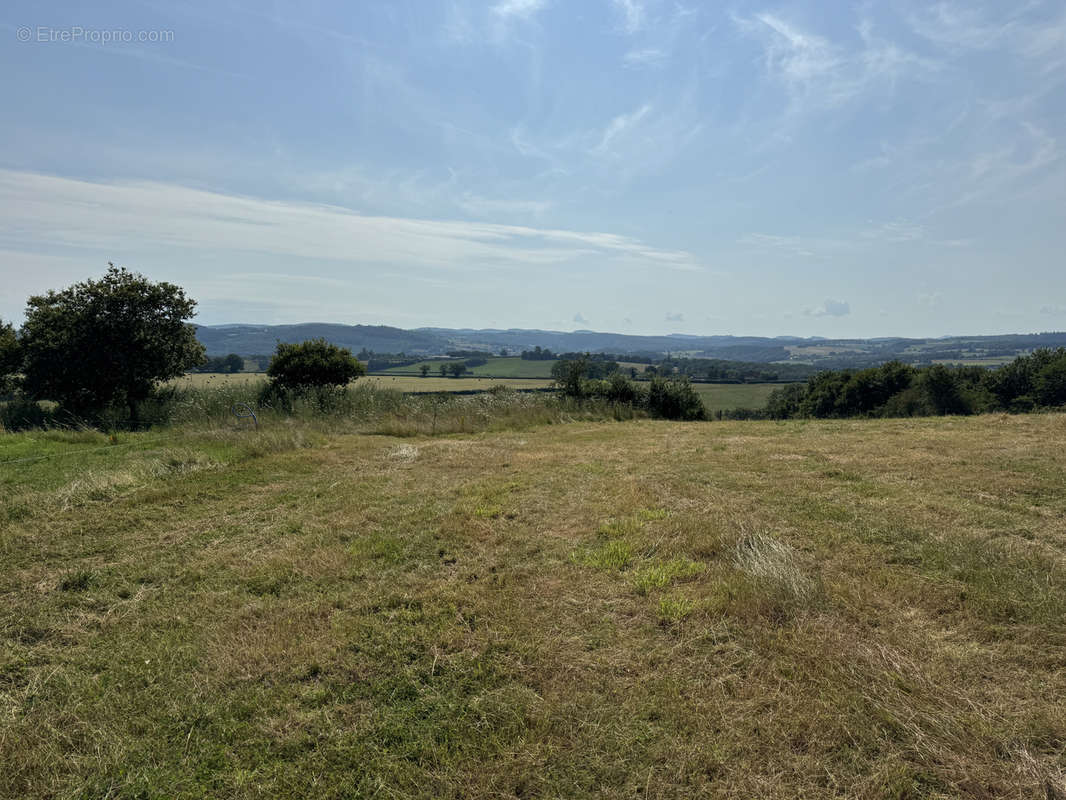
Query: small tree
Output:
[[20, 265, 205, 421], [420, 364, 430, 378], [439, 364, 448, 378], [551, 357, 588, 397], [265, 338, 365, 391], [646, 377, 706, 420], [0, 318, 20, 395], [448, 362, 468, 378]]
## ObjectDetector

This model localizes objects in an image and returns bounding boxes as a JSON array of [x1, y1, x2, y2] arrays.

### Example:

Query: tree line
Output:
[[762, 353, 1066, 419]]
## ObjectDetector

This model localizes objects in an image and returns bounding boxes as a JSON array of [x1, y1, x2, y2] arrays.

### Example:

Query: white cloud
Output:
[[456, 193, 552, 218], [734, 11, 941, 116], [1040, 305, 1066, 317], [917, 292, 942, 308], [612, 0, 645, 34], [623, 48, 667, 68], [860, 221, 926, 243], [594, 104, 653, 154], [491, 0, 546, 20], [0, 169, 704, 276], [665, 311, 684, 322], [805, 299, 850, 317], [573, 312, 589, 324]]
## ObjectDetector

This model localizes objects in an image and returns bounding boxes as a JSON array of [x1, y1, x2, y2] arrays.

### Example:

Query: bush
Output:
[[646, 377, 706, 421], [551, 357, 588, 398], [0, 395, 57, 431], [1035, 358, 1066, 407], [266, 338, 365, 391], [765, 383, 806, 419], [587, 373, 646, 406]]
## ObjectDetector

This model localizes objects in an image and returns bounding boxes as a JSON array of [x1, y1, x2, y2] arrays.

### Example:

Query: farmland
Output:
[[381, 356, 556, 379], [691, 381, 782, 414], [2, 411, 1065, 798], [173, 372, 556, 394], [170, 373, 790, 414]]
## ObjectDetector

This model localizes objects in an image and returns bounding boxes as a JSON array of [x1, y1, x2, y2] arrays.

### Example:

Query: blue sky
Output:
[[1, 0, 1064, 337]]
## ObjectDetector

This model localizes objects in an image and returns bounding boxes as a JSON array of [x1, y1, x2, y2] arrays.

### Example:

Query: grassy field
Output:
[[381, 357, 557, 379], [2, 411, 1065, 798], [173, 373, 788, 412], [173, 373, 556, 394], [692, 382, 784, 414]]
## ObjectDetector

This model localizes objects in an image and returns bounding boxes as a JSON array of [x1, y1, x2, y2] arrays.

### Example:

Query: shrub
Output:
[[551, 357, 588, 398], [0, 395, 57, 431], [1035, 358, 1066, 407], [587, 373, 646, 406], [646, 377, 706, 421], [266, 338, 365, 391], [765, 383, 806, 419]]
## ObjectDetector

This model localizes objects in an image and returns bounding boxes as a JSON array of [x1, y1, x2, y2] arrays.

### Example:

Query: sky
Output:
[[1, 0, 1064, 337]]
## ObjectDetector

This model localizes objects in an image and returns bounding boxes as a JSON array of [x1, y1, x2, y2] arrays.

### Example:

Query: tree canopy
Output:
[[19, 265, 205, 419], [266, 338, 365, 390]]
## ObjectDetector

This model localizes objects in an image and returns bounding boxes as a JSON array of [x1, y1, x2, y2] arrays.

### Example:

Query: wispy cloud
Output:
[[665, 311, 684, 322], [456, 193, 552, 218], [612, 0, 645, 34], [0, 169, 704, 274], [805, 299, 850, 317], [623, 48, 668, 68], [491, 0, 547, 21], [917, 292, 943, 308], [860, 221, 926, 243], [594, 104, 653, 154], [734, 11, 941, 116], [573, 312, 589, 324]]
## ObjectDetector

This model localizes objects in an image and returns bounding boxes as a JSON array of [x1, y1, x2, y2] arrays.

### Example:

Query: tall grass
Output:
[[154, 382, 646, 437]]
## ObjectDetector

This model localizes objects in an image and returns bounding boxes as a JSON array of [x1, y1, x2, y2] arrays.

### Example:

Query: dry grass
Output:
[[2, 413, 1066, 798], [171, 372, 555, 393]]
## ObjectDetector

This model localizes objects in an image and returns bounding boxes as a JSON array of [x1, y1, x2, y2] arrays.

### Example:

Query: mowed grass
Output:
[[3, 413, 1066, 798]]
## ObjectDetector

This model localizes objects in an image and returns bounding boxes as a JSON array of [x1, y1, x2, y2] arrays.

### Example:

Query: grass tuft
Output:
[[632, 557, 704, 595]]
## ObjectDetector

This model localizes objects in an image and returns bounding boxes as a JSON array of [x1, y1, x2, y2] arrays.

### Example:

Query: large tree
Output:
[[20, 264, 205, 420]]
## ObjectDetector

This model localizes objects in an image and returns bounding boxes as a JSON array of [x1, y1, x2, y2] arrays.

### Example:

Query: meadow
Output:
[[381, 356, 556, 379], [691, 381, 782, 414], [172, 373, 786, 414], [174, 372, 555, 393], [2, 403, 1065, 798]]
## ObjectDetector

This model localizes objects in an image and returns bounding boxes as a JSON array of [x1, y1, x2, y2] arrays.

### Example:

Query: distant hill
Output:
[[195, 323, 1066, 369], [194, 324, 447, 356]]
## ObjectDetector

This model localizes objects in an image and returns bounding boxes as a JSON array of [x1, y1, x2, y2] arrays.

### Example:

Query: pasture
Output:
[[173, 373, 790, 413], [381, 356, 557, 379], [691, 381, 783, 414], [173, 373, 556, 394], [2, 410, 1065, 798]]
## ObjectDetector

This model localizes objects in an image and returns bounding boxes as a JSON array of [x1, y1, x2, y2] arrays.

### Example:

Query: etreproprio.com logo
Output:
[[16, 26, 175, 44]]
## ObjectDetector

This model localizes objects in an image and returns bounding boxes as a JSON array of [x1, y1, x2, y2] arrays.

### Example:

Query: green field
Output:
[[174, 373, 789, 412], [173, 373, 555, 394], [692, 381, 785, 414], [3, 410, 1066, 797], [381, 356, 557, 379]]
